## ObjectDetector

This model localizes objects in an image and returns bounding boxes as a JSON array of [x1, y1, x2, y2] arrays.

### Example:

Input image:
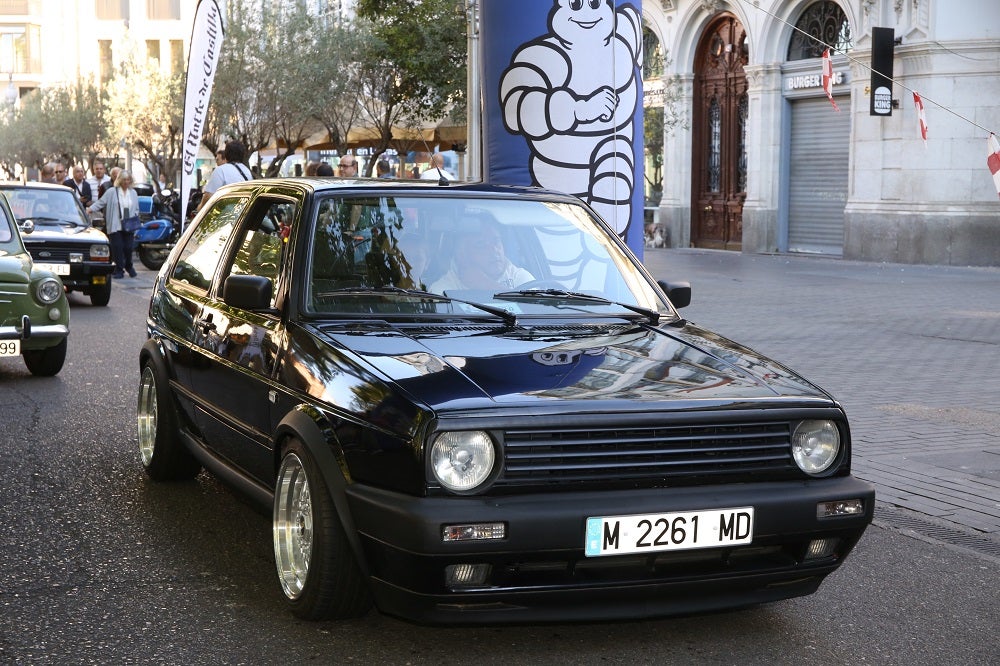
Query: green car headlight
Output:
[[35, 277, 63, 305]]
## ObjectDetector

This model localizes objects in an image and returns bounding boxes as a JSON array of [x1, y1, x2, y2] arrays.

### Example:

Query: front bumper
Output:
[[346, 476, 875, 624]]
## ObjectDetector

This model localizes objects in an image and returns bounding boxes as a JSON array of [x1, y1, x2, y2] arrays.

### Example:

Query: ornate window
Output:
[[787, 1, 853, 61], [707, 98, 721, 193]]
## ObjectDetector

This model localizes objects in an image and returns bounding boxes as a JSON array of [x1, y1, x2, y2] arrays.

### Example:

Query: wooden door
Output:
[[692, 15, 748, 250]]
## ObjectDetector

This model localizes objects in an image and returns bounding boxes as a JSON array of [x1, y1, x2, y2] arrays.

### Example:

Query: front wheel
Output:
[[23, 338, 67, 376], [89, 280, 112, 307], [273, 438, 371, 620], [138, 244, 170, 271]]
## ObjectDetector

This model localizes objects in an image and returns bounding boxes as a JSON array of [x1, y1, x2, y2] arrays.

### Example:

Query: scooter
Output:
[[134, 188, 181, 271]]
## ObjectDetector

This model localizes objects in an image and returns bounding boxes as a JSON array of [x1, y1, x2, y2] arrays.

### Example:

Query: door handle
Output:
[[703, 205, 712, 211]]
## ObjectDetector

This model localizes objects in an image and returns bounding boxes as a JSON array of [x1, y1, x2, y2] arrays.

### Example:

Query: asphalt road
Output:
[[1, 264, 997, 665]]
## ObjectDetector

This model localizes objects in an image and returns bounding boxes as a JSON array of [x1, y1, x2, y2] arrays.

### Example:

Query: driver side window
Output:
[[223, 198, 298, 309]]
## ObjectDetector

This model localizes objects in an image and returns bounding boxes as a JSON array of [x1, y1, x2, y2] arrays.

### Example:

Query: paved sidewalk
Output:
[[642, 248, 1000, 549]]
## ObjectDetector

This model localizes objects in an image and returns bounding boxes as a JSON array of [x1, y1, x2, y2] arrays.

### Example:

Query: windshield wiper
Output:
[[315, 286, 518, 326], [493, 288, 661, 324]]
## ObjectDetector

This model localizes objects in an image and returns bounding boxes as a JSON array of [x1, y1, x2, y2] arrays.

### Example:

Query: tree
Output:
[[354, 0, 467, 174]]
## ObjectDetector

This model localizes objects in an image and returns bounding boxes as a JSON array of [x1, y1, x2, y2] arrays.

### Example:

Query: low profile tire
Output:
[[23, 338, 67, 377], [137, 354, 200, 481], [90, 280, 112, 307], [273, 438, 371, 620]]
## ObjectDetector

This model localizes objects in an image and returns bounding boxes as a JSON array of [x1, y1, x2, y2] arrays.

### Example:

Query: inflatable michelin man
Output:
[[499, 0, 642, 237]]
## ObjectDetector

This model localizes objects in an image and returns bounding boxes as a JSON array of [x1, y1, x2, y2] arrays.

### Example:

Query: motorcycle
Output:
[[134, 187, 181, 271]]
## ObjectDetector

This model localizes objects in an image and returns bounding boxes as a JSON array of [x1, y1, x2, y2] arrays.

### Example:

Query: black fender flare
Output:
[[273, 405, 369, 576]]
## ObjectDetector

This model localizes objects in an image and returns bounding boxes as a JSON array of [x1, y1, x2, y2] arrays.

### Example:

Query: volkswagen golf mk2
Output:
[[138, 178, 874, 624]]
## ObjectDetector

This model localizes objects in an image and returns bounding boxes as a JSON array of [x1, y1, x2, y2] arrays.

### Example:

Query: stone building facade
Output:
[[642, 0, 1000, 266]]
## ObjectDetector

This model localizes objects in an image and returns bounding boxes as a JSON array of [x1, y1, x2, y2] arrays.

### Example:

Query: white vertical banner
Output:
[[181, 0, 225, 227]]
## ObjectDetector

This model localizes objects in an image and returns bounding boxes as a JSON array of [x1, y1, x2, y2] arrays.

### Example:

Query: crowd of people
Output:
[[23, 143, 457, 278]]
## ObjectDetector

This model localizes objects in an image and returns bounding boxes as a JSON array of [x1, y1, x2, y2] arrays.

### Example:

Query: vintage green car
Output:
[[0, 192, 70, 376]]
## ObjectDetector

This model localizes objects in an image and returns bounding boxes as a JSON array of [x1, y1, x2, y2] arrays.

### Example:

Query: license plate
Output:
[[36, 262, 70, 276], [0, 340, 21, 357], [585, 507, 754, 557]]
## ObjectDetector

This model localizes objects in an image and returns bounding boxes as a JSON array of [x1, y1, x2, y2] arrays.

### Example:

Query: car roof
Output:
[[0, 181, 78, 192], [214, 177, 578, 201]]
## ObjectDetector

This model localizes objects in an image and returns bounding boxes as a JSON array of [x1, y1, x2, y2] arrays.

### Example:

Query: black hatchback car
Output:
[[139, 179, 874, 624], [0, 182, 114, 306]]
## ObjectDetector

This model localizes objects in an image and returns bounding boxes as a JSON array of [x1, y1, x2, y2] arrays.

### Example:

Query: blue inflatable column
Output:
[[481, 0, 645, 256]]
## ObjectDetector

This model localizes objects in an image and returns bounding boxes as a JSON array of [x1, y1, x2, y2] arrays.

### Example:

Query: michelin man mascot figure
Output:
[[499, 0, 642, 237]]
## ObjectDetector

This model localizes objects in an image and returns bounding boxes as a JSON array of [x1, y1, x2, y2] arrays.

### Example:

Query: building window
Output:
[[169, 39, 183, 74], [95, 0, 128, 21], [98, 39, 113, 85], [787, 1, 852, 61], [0, 26, 26, 73], [147, 39, 160, 63], [147, 0, 180, 21]]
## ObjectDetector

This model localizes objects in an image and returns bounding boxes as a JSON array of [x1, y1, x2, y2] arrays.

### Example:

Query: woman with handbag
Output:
[[88, 169, 140, 278]]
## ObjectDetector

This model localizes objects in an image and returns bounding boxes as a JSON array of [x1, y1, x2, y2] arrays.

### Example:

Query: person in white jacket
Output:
[[88, 169, 139, 278]]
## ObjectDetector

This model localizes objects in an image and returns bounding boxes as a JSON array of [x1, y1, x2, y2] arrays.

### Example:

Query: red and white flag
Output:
[[822, 49, 840, 112], [988, 133, 1000, 200], [913, 92, 928, 145]]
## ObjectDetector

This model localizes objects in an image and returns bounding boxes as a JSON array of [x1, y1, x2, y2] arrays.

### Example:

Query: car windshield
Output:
[[307, 194, 672, 321], [0, 187, 90, 227], [0, 203, 15, 247]]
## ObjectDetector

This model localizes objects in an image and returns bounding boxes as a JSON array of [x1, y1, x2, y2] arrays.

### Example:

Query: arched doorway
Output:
[[691, 14, 748, 250]]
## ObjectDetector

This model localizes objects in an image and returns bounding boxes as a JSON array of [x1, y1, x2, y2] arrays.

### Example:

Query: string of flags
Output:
[[912, 92, 928, 146], [821, 49, 840, 112], [988, 134, 1000, 200]]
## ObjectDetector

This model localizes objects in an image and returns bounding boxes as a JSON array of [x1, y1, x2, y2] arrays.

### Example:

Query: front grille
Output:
[[500, 421, 795, 487], [23, 241, 93, 262]]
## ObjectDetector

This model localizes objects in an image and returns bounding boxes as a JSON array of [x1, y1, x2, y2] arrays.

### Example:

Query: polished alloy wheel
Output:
[[137, 365, 158, 467], [274, 453, 313, 599]]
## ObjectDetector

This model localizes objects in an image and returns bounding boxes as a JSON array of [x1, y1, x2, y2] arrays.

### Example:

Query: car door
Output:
[[189, 191, 302, 486], [159, 194, 250, 425]]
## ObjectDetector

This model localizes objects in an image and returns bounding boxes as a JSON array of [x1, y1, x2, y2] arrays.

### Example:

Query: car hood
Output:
[[19, 224, 108, 243], [0, 253, 31, 283], [317, 320, 832, 414]]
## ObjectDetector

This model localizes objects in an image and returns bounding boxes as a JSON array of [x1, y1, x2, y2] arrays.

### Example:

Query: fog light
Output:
[[817, 499, 865, 518], [442, 522, 505, 542], [69, 252, 83, 263], [445, 563, 492, 587], [805, 538, 839, 560], [47, 307, 62, 321]]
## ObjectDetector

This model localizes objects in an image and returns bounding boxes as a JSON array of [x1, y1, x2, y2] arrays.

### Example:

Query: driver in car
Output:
[[430, 219, 534, 293]]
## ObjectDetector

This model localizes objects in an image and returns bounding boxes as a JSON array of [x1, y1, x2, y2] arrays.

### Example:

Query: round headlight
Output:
[[430, 431, 497, 492], [35, 277, 63, 304], [791, 420, 841, 475]]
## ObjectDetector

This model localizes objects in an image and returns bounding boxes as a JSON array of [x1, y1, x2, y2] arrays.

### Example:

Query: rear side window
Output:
[[171, 197, 248, 292]]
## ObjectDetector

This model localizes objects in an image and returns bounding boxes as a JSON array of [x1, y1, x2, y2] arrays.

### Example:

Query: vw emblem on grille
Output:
[[39, 251, 53, 258]]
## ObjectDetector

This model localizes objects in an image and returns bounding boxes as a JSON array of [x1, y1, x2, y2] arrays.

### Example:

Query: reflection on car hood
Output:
[[20, 225, 108, 242], [0, 253, 31, 284], [318, 321, 831, 413]]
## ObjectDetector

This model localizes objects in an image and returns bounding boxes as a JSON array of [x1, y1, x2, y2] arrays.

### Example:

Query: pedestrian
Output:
[[199, 140, 252, 211], [87, 169, 139, 278], [304, 161, 320, 176], [337, 155, 358, 177], [420, 152, 456, 181], [316, 162, 334, 176], [376, 160, 393, 178], [63, 165, 93, 207], [51, 162, 68, 185], [39, 162, 57, 183], [87, 159, 113, 198]]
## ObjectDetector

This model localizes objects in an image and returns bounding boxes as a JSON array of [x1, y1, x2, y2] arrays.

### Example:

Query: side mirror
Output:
[[19, 220, 34, 235], [657, 280, 691, 309], [223, 274, 274, 311]]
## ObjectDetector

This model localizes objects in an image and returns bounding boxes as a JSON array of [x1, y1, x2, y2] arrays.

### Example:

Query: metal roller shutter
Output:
[[787, 96, 850, 255]]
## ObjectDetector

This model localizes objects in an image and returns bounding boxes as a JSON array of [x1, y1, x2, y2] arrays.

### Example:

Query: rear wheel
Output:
[[273, 438, 371, 620], [137, 354, 200, 480], [23, 338, 67, 376]]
